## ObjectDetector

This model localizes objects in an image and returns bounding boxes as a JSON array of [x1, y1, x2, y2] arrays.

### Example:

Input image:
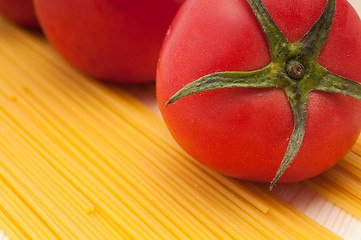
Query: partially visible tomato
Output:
[[33, 0, 184, 83], [157, 0, 361, 186], [0, 0, 40, 29]]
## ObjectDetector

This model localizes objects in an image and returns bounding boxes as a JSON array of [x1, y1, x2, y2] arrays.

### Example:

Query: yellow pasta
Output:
[[0, 209, 30, 240], [299, 139, 361, 220], [0, 16, 345, 240]]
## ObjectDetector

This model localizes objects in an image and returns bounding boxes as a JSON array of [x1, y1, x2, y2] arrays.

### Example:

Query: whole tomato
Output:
[[0, 0, 40, 29], [157, 0, 361, 187], [33, 0, 184, 83]]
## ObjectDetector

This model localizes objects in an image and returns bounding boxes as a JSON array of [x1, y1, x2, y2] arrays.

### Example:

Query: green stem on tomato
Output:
[[166, 64, 282, 107], [166, 0, 361, 190]]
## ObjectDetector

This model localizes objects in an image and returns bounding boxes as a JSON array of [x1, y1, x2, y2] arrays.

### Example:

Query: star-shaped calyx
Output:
[[166, 0, 361, 190]]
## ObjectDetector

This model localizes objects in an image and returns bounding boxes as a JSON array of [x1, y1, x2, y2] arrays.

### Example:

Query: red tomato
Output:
[[0, 0, 40, 29], [33, 0, 184, 83], [157, 0, 361, 184]]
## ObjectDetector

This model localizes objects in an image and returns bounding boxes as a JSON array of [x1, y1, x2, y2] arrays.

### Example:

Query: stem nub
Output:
[[286, 61, 305, 80]]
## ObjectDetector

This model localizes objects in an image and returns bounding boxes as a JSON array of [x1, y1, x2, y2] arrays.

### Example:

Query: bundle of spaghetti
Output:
[[304, 137, 361, 220], [0, 17, 342, 239]]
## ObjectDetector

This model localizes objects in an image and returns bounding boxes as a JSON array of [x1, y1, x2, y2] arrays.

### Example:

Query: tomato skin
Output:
[[33, 0, 184, 83], [157, 0, 361, 182], [0, 0, 40, 29]]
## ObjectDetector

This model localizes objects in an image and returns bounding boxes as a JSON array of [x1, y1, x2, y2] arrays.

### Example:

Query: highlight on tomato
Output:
[[157, 0, 361, 189], [33, 0, 184, 83]]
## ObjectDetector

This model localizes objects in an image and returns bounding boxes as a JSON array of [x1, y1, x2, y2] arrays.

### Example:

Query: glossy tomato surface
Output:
[[0, 0, 40, 29], [157, 0, 361, 183], [34, 0, 184, 83]]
